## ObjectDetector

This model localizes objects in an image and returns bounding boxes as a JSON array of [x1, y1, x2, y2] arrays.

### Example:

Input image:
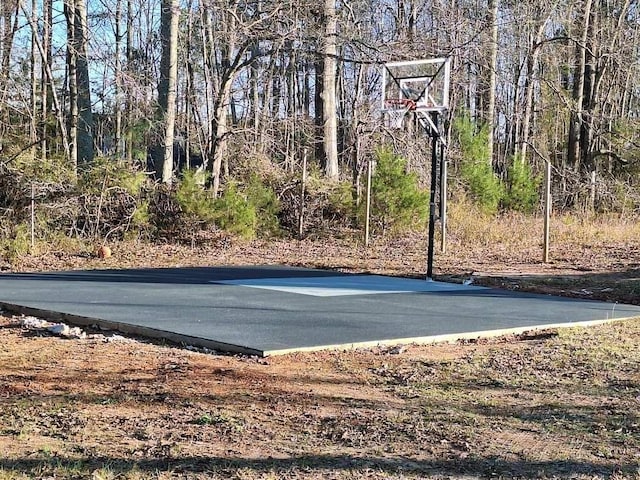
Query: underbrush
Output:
[[0, 152, 639, 263], [445, 198, 522, 248]]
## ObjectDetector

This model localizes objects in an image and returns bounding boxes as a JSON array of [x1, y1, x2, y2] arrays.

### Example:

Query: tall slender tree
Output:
[[567, 0, 593, 169], [64, 0, 94, 168], [114, 0, 123, 160], [150, 0, 179, 184], [40, 0, 53, 158], [0, 0, 19, 147], [485, 0, 498, 164], [322, 0, 339, 179]]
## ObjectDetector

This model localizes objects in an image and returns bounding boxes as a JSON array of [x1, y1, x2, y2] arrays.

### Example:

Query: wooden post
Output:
[[31, 184, 35, 252], [298, 147, 308, 238], [364, 158, 372, 246], [543, 160, 551, 263], [590, 170, 596, 211]]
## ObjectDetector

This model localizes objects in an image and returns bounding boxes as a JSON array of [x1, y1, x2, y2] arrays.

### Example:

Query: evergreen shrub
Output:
[[175, 169, 216, 224], [504, 158, 540, 213], [79, 156, 147, 196], [369, 147, 428, 235], [454, 115, 504, 213], [244, 174, 281, 237], [213, 181, 257, 239], [2, 223, 31, 260]]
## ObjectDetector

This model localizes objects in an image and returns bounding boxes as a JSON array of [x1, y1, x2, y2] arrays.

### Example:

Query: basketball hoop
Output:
[[382, 57, 451, 115], [380, 57, 452, 281], [383, 98, 416, 129]]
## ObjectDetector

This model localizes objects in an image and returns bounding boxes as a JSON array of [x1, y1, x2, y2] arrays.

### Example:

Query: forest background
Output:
[[0, 0, 639, 253]]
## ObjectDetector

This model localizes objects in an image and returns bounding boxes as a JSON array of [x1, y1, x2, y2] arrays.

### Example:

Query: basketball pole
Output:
[[382, 57, 451, 281], [426, 112, 439, 281], [439, 140, 447, 254]]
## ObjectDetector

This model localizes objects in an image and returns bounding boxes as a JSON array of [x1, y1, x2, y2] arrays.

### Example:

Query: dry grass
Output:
[[552, 214, 640, 244], [0, 317, 639, 479], [1, 206, 640, 478], [446, 201, 539, 249], [446, 199, 640, 251]]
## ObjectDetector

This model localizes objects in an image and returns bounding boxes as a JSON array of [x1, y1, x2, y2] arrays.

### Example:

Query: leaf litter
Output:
[[0, 235, 639, 479]]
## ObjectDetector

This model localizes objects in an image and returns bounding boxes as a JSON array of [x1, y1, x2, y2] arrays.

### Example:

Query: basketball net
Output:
[[383, 99, 416, 129]]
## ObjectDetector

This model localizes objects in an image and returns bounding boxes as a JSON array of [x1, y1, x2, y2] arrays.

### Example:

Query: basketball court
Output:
[[1, 266, 638, 356], [1, 60, 635, 356]]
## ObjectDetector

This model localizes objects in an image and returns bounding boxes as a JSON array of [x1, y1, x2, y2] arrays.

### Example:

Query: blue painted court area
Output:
[[0, 266, 638, 356]]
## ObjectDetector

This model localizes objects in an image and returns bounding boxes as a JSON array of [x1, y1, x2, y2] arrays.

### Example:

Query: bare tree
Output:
[[125, 0, 134, 163], [1, 0, 639, 218], [516, 2, 560, 161], [0, 0, 19, 147], [206, 4, 240, 196], [150, 0, 179, 184], [567, 0, 593, 169], [40, 0, 53, 158], [64, 0, 94, 168], [114, 0, 123, 160], [485, 0, 498, 164], [322, 0, 339, 179]]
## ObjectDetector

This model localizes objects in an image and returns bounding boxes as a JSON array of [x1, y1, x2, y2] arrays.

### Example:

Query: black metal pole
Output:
[[439, 139, 447, 254], [426, 112, 439, 280]]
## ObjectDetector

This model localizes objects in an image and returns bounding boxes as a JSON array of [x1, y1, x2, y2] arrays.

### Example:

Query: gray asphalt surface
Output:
[[1, 266, 638, 355]]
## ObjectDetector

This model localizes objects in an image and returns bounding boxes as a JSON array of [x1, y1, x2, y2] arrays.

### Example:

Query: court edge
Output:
[[2, 301, 637, 358]]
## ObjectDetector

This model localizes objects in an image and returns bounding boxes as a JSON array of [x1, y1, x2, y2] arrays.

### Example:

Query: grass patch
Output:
[[370, 320, 640, 467]]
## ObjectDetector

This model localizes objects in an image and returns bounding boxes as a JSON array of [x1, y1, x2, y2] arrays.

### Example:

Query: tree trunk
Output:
[[210, 72, 234, 196], [258, 68, 274, 154], [579, 4, 597, 172], [485, 0, 498, 165], [65, 0, 94, 168], [184, 0, 195, 169], [65, 0, 78, 170], [314, 55, 324, 163], [408, 0, 417, 42], [0, 0, 19, 144], [250, 43, 260, 142], [74, 0, 93, 165], [518, 4, 557, 161], [125, 0, 133, 163], [151, 0, 179, 184], [20, 0, 69, 161], [29, 0, 37, 151], [114, 0, 123, 160], [41, 0, 53, 158], [322, 0, 339, 179], [567, 0, 593, 169], [208, 7, 239, 197]]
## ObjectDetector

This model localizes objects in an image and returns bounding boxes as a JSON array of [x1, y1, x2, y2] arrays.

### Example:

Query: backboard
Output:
[[382, 57, 451, 113]]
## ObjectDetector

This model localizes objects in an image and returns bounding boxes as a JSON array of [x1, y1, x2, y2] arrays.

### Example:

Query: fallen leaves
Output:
[[0, 230, 638, 478]]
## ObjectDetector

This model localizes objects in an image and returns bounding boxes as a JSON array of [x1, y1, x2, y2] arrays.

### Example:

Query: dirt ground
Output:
[[1, 224, 639, 479]]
